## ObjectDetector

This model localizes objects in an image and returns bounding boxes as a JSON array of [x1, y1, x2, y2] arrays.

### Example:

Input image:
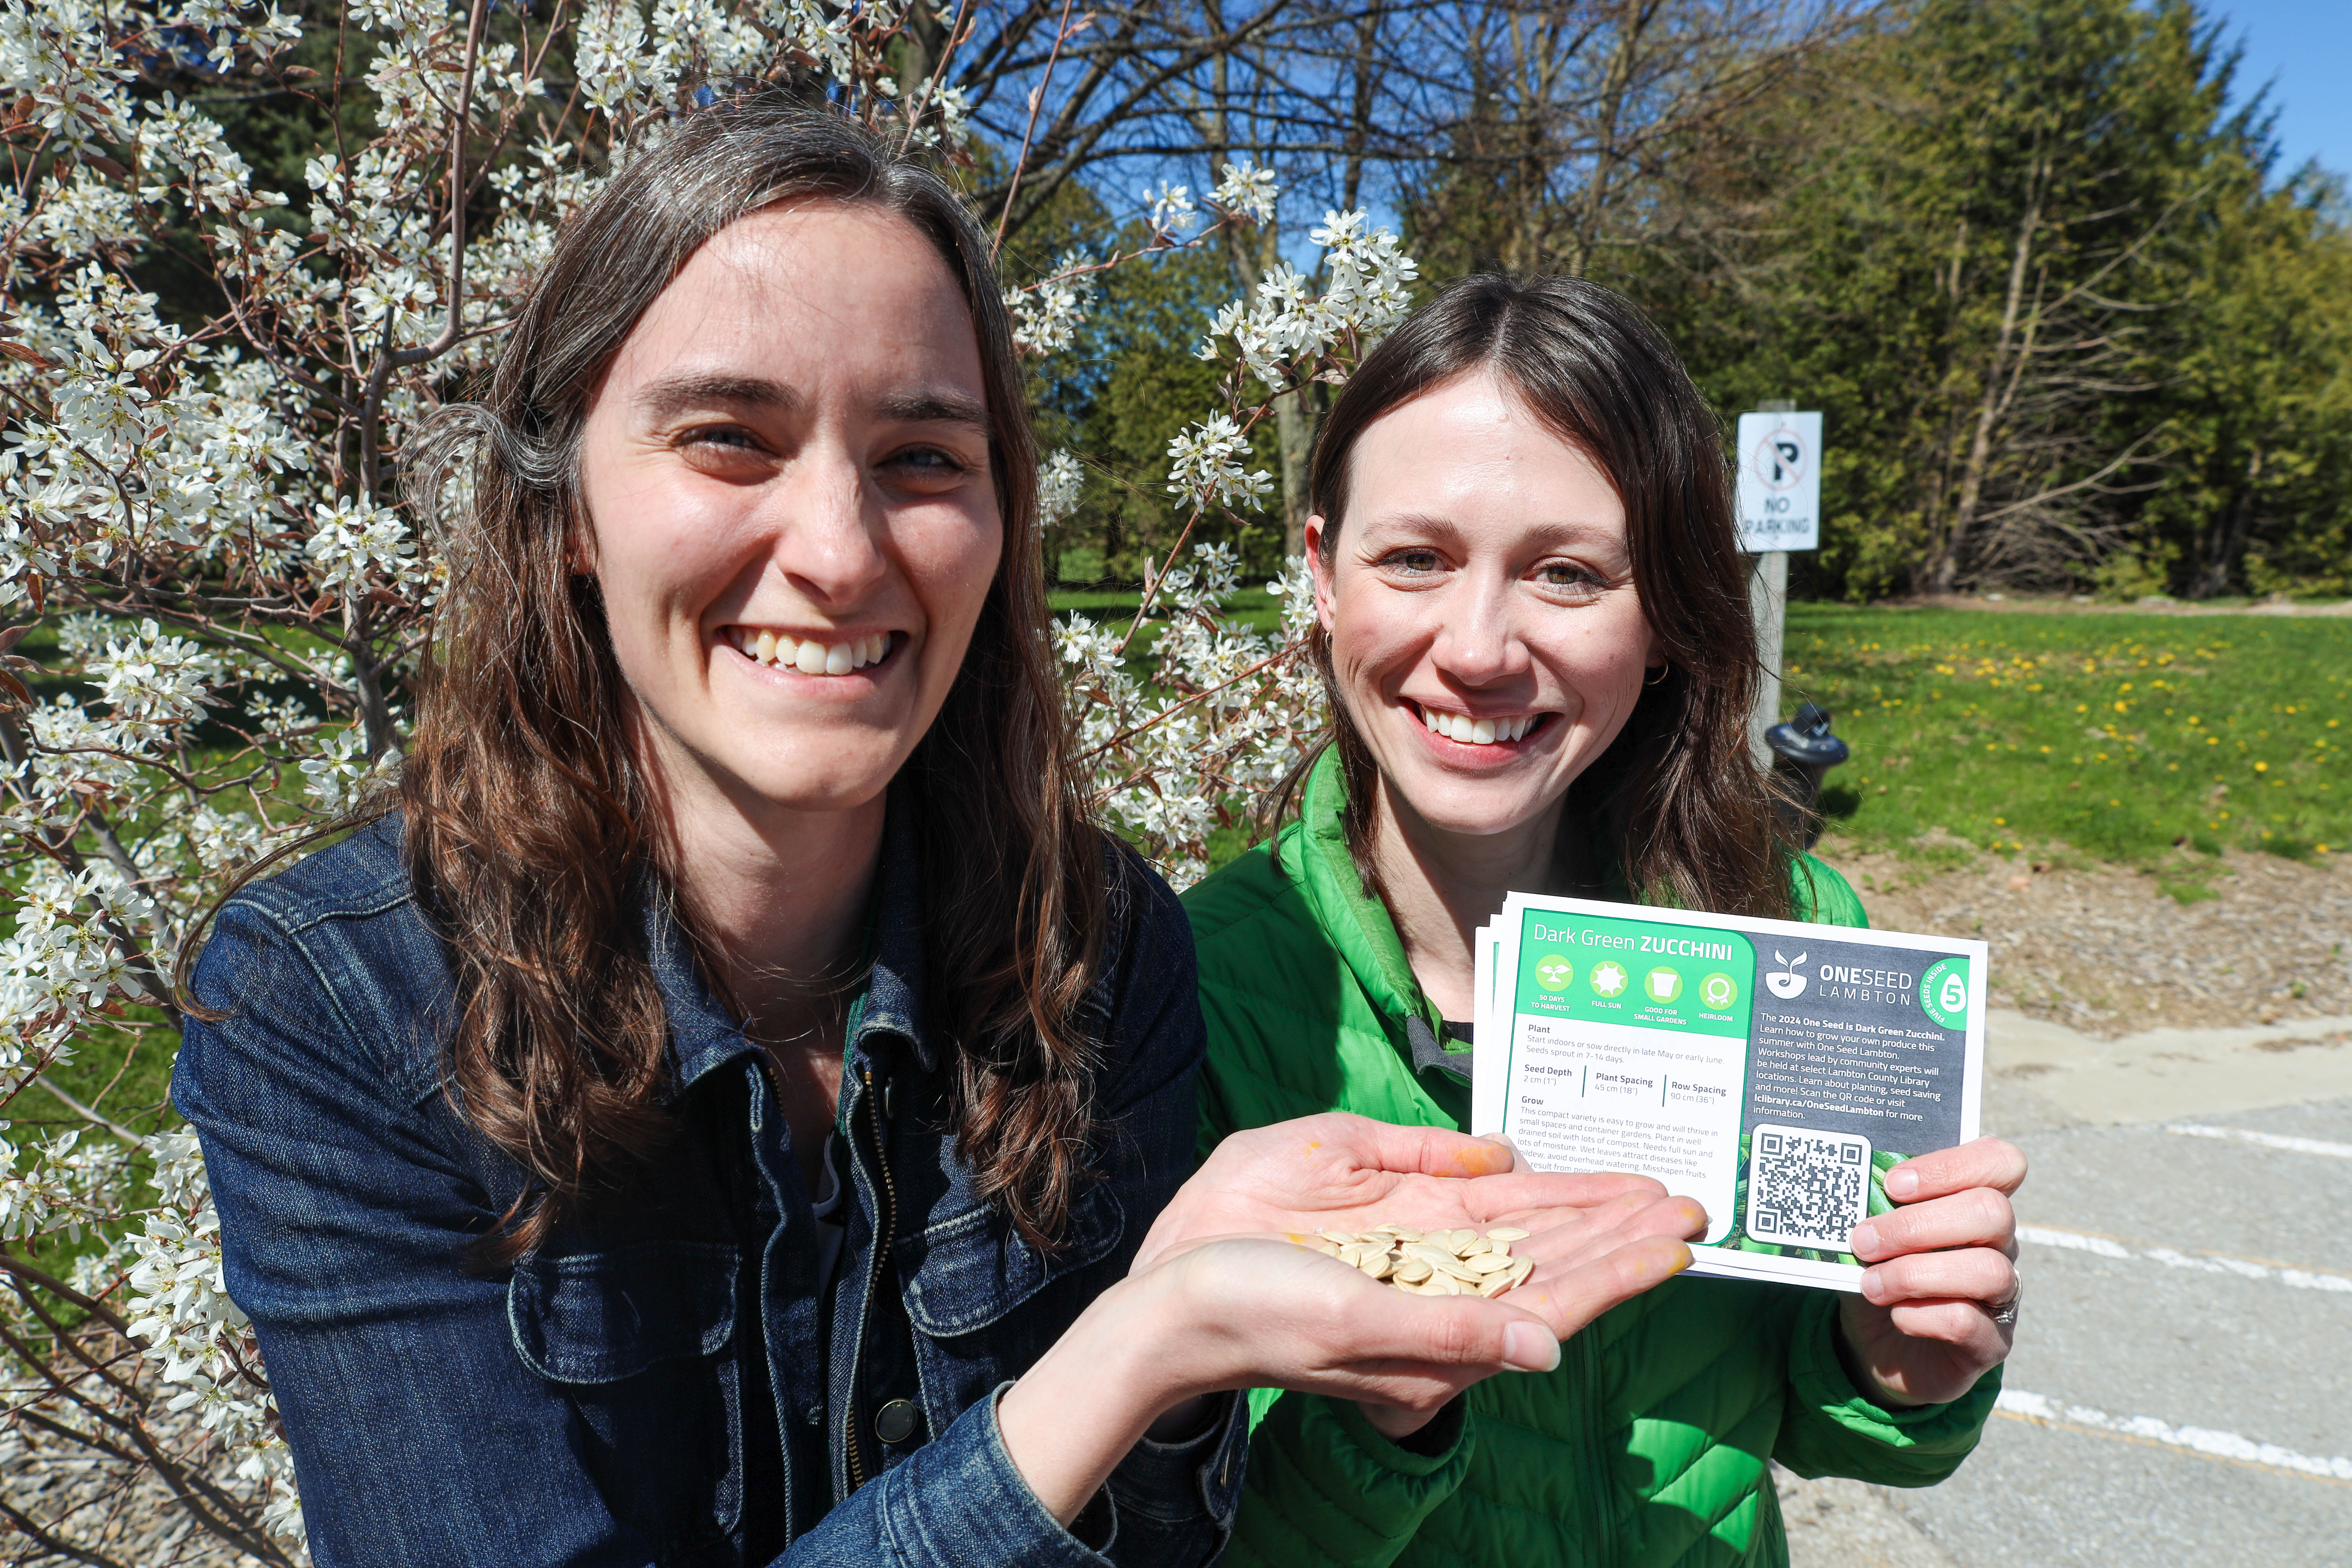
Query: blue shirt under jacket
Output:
[[174, 806, 1244, 1568]]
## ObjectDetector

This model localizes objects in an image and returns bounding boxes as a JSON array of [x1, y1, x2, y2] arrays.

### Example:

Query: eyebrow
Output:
[[878, 390, 993, 435], [634, 373, 799, 422]]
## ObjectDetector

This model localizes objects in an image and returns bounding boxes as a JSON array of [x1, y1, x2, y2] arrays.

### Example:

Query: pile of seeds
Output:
[[1297, 1224, 1536, 1297]]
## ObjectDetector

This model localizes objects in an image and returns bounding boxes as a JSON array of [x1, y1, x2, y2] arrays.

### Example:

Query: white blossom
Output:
[[1166, 415, 1275, 514], [308, 494, 428, 596], [1008, 250, 1096, 358], [1211, 160, 1280, 226], [1196, 210, 1419, 388], [1038, 450, 1086, 528], [300, 724, 398, 813], [1144, 179, 1199, 237]]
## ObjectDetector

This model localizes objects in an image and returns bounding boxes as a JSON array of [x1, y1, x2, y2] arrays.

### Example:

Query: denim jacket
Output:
[[175, 807, 1247, 1568]]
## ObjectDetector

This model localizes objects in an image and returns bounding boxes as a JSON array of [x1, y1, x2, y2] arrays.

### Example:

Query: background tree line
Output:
[[1010, 0, 2352, 601], [140, 0, 2348, 602]]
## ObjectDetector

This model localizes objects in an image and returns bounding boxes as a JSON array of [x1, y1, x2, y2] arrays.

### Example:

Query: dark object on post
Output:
[[1766, 702, 1849, 852]]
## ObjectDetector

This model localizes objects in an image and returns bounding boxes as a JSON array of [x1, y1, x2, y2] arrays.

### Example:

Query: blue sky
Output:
[[2205, 0, 2351, 177]]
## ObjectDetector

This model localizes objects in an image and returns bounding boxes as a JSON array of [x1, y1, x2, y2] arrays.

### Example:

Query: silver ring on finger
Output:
[[1988, 1277, 2022, 1328]]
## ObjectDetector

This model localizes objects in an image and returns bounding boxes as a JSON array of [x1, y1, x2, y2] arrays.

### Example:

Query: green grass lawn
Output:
[[1783, 605, 2350, 876], [1050, 584, 1287, 641], [1054, 591, 2351, 884]]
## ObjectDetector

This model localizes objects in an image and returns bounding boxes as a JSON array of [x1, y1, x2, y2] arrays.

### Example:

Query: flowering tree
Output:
[[0, 0, 1414, 1558]]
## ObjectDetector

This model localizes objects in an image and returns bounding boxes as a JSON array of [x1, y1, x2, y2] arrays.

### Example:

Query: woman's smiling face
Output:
[[1309, 372, 1659, 839], [575, 201, 1001, 823]]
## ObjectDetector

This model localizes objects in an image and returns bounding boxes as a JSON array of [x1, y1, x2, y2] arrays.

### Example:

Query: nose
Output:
[[1429, 574, 1528, 687], [768, 441, 887, 608]]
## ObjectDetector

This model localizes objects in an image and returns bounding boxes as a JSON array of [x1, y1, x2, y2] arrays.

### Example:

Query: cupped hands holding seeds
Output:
[[1000, 1114, 1707, 1514], [1116, 1113, 1709, 1440]]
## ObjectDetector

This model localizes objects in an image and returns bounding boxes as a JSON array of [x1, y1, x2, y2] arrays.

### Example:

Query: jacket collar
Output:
[[648, 786, 936, 1100], [852, 793, 933, 1073], [1287, 748, 1445, 1042]]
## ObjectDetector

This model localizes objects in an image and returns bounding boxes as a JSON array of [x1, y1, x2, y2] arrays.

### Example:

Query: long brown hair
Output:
[[1276, 273, 1795, 920], [398, 97, 1108, 1258]]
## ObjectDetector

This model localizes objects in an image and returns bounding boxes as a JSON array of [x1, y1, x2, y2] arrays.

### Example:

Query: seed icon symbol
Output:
[[1536, 954, 1574, 992]]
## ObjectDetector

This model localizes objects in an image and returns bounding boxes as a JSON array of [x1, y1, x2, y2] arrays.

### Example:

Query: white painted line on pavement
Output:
[[2018, 1223, 2352, 1294], [1995, 1390, 2352, 1485], [2165, 1122, 2352, 1160]]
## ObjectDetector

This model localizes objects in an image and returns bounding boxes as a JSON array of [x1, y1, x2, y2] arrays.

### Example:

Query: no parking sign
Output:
[[1735, 410, 1822, 553]]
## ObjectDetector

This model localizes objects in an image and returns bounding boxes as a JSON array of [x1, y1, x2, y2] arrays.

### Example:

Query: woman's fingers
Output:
[[1146, 1113, 1701, 1279], [1498, 1231, 1695, 1339], [1849, 1185, 2015, 1261], [1204, 1112, 1516, 1183], [1858, 1245, 2017, 1310], [1506, 1190, 1707, 1270], [1882, 1137, 2028, 1203], [1135, 1211, 1709, 1417], [1453, 1167, 1672, 1219], [1175, 1240, 1557, 1397], [1301, 1113, 1522, 1180]]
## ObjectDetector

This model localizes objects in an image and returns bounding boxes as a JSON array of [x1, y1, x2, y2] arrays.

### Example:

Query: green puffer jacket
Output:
[[1184, 752, 1997, 1568]]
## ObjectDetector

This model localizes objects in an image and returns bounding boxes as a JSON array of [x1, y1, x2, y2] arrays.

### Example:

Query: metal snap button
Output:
[[874, 1399, 921, 1446]]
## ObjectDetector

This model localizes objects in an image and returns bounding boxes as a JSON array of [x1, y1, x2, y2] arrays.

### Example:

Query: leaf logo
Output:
[[1766, 950, 1808, 999]]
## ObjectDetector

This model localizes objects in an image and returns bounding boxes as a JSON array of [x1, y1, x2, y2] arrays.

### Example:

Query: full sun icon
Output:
[[1590, 961, 1628, 997]]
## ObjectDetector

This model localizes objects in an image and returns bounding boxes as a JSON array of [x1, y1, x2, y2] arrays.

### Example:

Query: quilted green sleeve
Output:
[[1772, 1292, 2000, 1485], [1222, 1388, 1475, 1568], [1790, 854, 1871, 928]]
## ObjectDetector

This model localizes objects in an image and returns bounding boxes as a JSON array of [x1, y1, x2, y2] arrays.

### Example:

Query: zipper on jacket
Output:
[[844, 1064, 898, 1494]]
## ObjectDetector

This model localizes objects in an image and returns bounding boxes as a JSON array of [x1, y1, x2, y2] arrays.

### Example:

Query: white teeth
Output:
[[1416, 703, 1540, 746], [737, 629, 894, 675]]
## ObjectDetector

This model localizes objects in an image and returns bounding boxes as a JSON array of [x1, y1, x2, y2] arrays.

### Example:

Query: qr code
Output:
[[1745, 1124, 1871, 1253]]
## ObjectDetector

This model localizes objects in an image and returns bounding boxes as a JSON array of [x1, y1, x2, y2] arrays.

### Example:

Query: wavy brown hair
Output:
[[1273, 273, 1797, 920], [397, 99, 1108, 1259]]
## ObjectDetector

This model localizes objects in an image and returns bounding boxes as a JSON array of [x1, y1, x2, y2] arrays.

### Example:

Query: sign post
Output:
[[1734, 403, 1823, 767]]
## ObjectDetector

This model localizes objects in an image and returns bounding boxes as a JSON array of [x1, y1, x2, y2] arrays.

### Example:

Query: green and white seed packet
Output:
[[1471, 895, 1987, 1293]]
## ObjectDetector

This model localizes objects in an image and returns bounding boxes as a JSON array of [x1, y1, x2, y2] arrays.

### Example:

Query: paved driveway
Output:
[[1785, 1014, 2352, 1567]]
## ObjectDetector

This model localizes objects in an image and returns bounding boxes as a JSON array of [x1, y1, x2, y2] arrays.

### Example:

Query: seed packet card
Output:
[[1471, 894, 1987, 1292]]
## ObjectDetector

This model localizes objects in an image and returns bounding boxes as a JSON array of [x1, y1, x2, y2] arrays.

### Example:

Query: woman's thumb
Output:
[[1501, 1320, 1561, 1373]]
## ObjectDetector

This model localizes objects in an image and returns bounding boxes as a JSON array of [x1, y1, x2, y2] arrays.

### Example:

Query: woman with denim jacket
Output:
[[173, 105, 1710, 1568]]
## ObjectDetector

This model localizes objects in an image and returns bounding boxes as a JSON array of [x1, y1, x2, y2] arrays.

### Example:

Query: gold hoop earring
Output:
[[1644, 664, 1670, 686]]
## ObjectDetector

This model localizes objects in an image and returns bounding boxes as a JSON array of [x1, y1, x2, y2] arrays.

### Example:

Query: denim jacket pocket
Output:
[[509, 1239, 740, 1382], [897, 1183, 1125, 1339], [509, 1240, 746, 1563]]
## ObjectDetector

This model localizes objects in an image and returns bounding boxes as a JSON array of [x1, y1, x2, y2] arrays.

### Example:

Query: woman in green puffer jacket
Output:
[[1184, 274, 2026, 1568]]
